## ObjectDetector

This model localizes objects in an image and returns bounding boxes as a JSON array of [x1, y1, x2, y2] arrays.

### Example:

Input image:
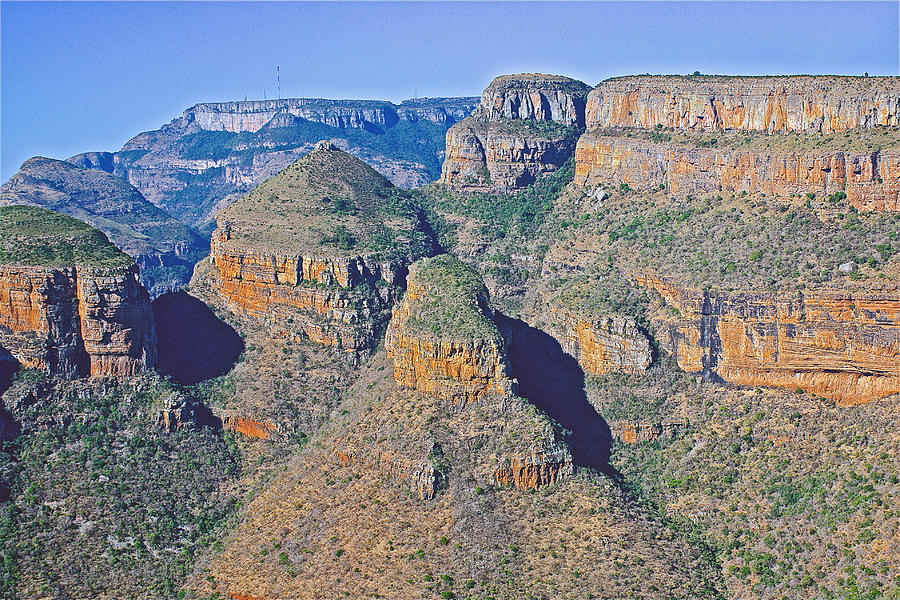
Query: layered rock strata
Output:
[[493, 445, 574, 489], [440, 74, 590, 191], [0, 263, 157, 377], [635, 273, 900, 404], [209, 145, 423, 355], [384, 256, 516, 404], [575, 132, 900, 212], [547, 306, 652, 374], [586, 76, 900, 133]]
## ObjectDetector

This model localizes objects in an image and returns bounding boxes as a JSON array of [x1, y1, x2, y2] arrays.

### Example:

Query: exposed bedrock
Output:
[[635, 273, 900, 404], [586, 75, 900, 133], [574, 132, 900, 212]]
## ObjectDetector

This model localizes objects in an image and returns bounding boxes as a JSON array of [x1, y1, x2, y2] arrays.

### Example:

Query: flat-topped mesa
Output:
[[574, 132, 900, 212], [185, 96, 480, 133], [586, 75, 900, 133], [210, 143, 431, 355], [385, 255, 516, 404], [440, 74, 590, 191], [0, 206, 157, 378], [635, 273, 900, 404]]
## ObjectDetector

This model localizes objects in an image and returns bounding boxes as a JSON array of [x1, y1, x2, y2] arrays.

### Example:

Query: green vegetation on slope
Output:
[[0, 375, 241, 599], [220, 146, 436, 261], [402, 254, 502, 343], [0, 206, 132, 268]]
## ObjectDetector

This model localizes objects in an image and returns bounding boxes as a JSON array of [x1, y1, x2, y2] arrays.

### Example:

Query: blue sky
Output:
[[2, 1, 898, 181]]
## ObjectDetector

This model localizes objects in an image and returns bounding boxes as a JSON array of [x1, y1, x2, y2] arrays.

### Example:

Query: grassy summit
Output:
[[0, 205, 132, 268], [401, 254, 502, 343], [217, 143, 430, 259]]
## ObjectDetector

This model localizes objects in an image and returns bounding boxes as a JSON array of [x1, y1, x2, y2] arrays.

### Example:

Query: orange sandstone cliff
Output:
[[586, 75, 900, 133], [635, 273, 900, 404], [209, 143, 431, 356], [575, 132, 900, 212], [0, 263, 156, 378]]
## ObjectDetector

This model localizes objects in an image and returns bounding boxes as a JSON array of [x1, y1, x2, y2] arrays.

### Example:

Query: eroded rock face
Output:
[[478, 74, 591, 127], [210, 226, 395, 356], [611, 421, 685, 444], [440, 74, 589, 191], [635, 273, 900, 404], [494, 444, 574, 490], [575, 133, 900, 212], [586, 76, 900, 133], [547, 306, 652, 375], [0, 264, 156, 377], [384, 261, 516, 404]]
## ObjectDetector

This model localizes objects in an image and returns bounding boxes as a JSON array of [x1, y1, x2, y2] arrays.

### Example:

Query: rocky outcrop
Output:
[[586, 75, 900, 133], [377, 450, 445, 500], [222, 415, 280, 440], [0, 263, 157, 378], [635, 273, 900, 404], [547, 305, 652, 374], [385, 256, 516, 404], [209, 146, 425, 356], [210, 229, 394, 356], [476, 74, 591, 127], [611, 421, 685, 444], [575, 132, 900, 212], [440, 74, 589, 191], [494, 444, 574, 489]]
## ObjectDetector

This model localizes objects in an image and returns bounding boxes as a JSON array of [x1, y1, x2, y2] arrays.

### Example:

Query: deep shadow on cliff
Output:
[[152, 292, 244, 385], [499, 315, 622, 482]]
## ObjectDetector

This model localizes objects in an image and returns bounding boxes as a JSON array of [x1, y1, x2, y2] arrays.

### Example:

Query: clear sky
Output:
[[2, 1, 898, 181]]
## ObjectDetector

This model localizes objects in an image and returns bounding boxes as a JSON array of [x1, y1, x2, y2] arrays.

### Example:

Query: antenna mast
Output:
[[277, 66, 281, 99]]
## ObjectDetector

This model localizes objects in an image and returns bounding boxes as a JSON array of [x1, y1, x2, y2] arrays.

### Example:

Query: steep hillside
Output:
[[70, 96, 478, 230], [208, 142, 436, 357], [0, 206, 157, 378], [440, 74, 590, 191], [0, 157, 206, 296], [188, 256, 721, 600]]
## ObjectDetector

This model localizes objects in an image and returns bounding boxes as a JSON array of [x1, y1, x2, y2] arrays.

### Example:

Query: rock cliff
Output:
[[586, 75, 900, 133], [575, 131, 900, 212], [440, 74, 589, 191], [635, 273, 900, 404], [385, 255, 516, 404], [210, 144, 432, 356], [0, 207, 157, 377], [546, 305, 652, 375]]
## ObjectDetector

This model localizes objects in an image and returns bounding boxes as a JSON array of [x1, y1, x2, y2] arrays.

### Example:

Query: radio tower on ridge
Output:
[[276, 66, 281, 100]]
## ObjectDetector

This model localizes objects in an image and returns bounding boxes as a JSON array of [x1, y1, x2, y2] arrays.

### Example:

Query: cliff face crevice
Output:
[[586, 76, 900, 133], [635, 273, 900, 404], [545, 305, 652, 375], [0, 264, 157, 378], [493, 445, 574, 489], [440, 74, 589, 191], [575, 133, 900, 212]]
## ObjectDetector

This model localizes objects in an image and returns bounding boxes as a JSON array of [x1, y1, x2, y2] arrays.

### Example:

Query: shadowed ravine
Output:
[[152, 291, 244, 385], [500, 315, 623, 482]]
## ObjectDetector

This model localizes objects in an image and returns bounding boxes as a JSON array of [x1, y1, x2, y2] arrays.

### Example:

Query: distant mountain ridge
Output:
[[68, 95, 479, 230], [0, 157, 206, 296]]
